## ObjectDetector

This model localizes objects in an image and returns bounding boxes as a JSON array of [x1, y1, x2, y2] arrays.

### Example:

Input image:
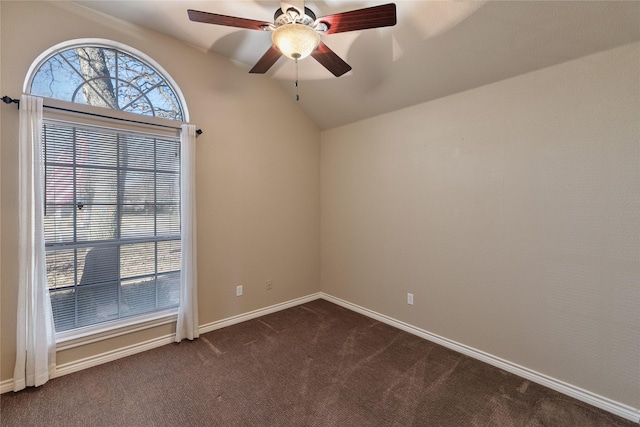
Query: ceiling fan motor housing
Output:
[[274, 7, 317, 26]]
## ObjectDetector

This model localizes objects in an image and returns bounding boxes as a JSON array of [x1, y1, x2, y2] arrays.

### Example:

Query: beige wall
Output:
[[321, 43, 640, 407], [1, 0, 638, 414], [1, 1, 320, 381]]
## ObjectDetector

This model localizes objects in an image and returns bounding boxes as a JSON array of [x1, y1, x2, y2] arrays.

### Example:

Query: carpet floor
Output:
[[0, 299, 634, 426]]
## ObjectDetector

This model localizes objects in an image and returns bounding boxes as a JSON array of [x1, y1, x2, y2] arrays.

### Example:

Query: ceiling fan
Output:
[[187, 1, 397, 77]]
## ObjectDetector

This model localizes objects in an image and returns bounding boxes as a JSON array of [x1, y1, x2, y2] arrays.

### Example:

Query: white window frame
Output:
[[26, 39, 189, 348]]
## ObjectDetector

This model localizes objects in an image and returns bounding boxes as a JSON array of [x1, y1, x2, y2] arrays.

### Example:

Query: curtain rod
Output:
[[2, 95, 203, 136]]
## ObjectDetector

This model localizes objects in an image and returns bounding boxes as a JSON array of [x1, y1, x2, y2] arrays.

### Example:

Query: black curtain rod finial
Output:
[[2, 96, 20, 105]]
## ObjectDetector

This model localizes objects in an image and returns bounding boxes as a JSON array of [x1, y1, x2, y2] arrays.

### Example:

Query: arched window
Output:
[[27, 39, 186, 121], [24, 40, 190, 337]]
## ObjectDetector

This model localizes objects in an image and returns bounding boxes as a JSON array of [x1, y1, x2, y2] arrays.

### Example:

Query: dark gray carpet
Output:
[[0, 299, 634, 426]]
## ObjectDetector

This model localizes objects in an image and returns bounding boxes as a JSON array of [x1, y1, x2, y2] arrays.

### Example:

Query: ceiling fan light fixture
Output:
[[272, 23, 320, 60]]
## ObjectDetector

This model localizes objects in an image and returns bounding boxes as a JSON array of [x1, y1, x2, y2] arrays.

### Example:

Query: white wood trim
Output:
[[3, 290, 638, 424], [1, 293, 322, 395], [0, 379, 14, 394], [198, 293, 322, 334], [56, 312, 177, 351], [319, 292, 640, 423], [0, 334, 175, 395], [53, 334, 176, 379]]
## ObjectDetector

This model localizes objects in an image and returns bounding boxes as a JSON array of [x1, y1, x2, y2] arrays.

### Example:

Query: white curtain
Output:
[[175, 124, 199, 342], [14, 94, 56, 391]]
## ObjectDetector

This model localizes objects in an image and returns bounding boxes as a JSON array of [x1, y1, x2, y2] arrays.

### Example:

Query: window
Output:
[[27, 40, 188, 334], [44, 121, 181, 332], [30, 44, 183, 120]]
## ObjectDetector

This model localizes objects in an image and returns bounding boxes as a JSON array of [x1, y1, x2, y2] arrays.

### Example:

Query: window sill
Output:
[[55, 309, 178, 351]]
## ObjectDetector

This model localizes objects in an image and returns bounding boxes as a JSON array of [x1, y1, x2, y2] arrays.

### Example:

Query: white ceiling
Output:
[[75, 1, 640, 130]]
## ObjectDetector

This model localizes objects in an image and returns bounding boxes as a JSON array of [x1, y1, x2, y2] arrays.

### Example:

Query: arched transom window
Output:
[[29, 43, 184, 121]]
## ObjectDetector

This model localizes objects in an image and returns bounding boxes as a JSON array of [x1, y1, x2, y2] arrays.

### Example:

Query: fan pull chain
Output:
[[295, 58, 300, 102]]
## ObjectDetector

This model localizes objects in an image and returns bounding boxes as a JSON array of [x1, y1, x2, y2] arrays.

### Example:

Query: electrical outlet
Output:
[[407, 293, 414, 305], [266, 280, 273, 290], [236, 285, 243, 297]]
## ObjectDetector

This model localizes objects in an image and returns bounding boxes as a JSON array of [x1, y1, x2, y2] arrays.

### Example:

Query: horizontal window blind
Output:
[[43, 119, 181, 332]]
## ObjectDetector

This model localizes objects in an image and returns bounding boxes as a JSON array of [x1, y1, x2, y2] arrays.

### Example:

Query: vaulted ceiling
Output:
[[75, 1, 640, 130]]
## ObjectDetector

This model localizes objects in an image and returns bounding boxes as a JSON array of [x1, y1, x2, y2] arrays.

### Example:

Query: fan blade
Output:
[[318, 3, 397, 34], [187, 9, 269, 31], [281, 0, 304, 16], [249, 45, 283, 74], [311, 42, 352, 77]]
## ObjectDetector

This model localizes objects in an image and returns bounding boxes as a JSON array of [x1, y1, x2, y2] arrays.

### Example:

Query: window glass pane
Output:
[[158, 272, 180, 309], [116, 82, 145, 109], [50, 289, 76, 332], [101, 49, 117, 73], [44, 206, 74, 243], [76, 205, 118, 242], [145, 86, 182, 121], [76, 167, 117, 204], [45, 165, 74, 205], [77, 282, 119, 326], [122, 98, 154, 117], [46, 249, 76, 289], [157, 205, 180, 236], [120, 243, 155, 279], [156, 139, 179, 172], [121, 210, 155, 239], [31, 55, 84, 101], [75, 129, 118, 168], [74, 80, 117, 108], [122, 170, 155, 204], [157, 240, 180, 273], [120, 278, 157, 317], [44, 125, 75, 163], [157, 172, 179, 203], [122, 135, 155, 170], [118, 51, 157, 86], [78, 246, 119, 285]]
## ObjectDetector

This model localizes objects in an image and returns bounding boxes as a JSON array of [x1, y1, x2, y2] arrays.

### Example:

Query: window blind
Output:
[[43, 119, 181, 332]]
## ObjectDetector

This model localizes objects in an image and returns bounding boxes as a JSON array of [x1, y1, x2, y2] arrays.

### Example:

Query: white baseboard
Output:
[[0, 292, 323, 395], [2, 291, 638, 424], [0, 333, 176, 394], [199, 292, 322, 334], [54, 334, 176, 379], [0, 378, 13, 394], [319, 292, 640, 424]]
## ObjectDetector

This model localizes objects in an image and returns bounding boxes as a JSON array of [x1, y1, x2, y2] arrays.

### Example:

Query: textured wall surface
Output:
[[321, 42, 640, 408]]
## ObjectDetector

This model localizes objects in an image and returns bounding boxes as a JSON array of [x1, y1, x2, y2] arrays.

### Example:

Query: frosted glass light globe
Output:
[[272, 24, 321, 60]]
